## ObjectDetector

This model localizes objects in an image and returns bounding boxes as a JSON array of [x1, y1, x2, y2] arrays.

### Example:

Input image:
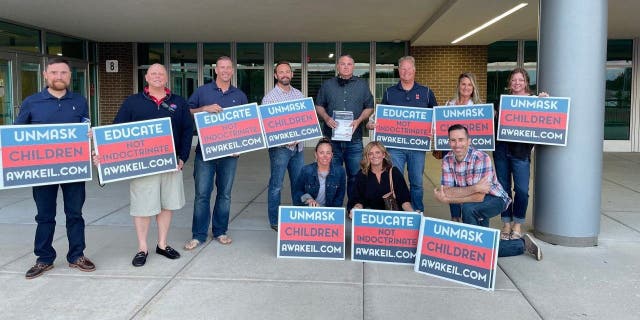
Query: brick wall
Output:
[[98, 43, 134, 125], [410, 46, 488, 105]]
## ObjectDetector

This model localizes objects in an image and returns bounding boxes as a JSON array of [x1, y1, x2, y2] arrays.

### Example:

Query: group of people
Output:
[[16, 54, 542, 280]]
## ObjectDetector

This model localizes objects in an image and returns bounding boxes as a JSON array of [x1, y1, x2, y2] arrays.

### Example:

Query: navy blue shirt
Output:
[[114, 89, 194, 163], [315, 76, 374, 140], [381, 81, 437, 108], [188, 82, 248, 109], [15, 88, 89, 125], [188, 82, 248, 152]]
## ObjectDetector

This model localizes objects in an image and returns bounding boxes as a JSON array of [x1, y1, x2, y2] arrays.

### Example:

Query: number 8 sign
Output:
[[106, 60, 118, 73]]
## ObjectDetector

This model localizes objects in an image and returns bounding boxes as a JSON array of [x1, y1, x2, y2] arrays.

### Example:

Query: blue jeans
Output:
[[331, 138, 362, 209], [499, 239, 525, 257], [457, 194, 504, 228], [453, 194, 524, 257], [33, 182, 86, 264], [268, 147, 303, 226], [389, 148, 425, 212], [494, 143, 530, 224], [192, 150, 238, 241]]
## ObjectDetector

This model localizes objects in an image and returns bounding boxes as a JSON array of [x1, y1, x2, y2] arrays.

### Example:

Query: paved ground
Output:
[[0, 149, 638, 320]]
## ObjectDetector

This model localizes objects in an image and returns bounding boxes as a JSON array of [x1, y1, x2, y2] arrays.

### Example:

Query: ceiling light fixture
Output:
[[451, 3, 528, 44]]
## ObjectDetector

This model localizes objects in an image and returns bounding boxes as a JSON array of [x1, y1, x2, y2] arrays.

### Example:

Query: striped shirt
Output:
[[262, 84, 305, 152], [441, 146, 511, 209]]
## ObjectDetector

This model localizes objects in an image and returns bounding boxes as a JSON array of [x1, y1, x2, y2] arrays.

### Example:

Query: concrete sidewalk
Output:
[[0, 150, 638, 320]]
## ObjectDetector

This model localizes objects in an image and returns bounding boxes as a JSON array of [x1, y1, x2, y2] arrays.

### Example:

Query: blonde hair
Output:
[[360, 141, 393, 174], [452, 72, 482, 104]]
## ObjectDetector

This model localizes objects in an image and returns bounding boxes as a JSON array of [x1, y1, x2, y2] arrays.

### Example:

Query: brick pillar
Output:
[[410, 46, 488, 105], [98, 43, 134, 125]]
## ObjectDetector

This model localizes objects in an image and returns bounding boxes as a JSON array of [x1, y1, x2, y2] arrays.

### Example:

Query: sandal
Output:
[[510, 231, 523, 240], [184, 239, 201, 251], [501, 224, 512, 240], [216, 234, 232, 245]]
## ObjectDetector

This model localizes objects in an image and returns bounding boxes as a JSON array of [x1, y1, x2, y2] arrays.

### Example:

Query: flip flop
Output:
[[216, 234, 232, 245]]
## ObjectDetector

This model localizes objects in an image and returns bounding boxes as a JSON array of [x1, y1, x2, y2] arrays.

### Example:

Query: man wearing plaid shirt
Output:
[[262, 61, 305, 231], [433, 124, 542, 259]]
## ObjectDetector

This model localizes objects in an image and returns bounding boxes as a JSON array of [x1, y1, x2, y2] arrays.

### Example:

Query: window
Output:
[[375, 42, 405, 103], [237, 43, 264, 103], [170, 43, 197, 99], [0, 21, 40, 53], [486, 41, 518, 106], [604, 39, 633, 140], [308, 42, 336, 100], [523, 41, 538, 93], [46, 33, 85, 59]]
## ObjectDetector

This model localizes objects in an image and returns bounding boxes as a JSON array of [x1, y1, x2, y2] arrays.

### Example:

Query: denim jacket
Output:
[[293, 162, 346, 207]]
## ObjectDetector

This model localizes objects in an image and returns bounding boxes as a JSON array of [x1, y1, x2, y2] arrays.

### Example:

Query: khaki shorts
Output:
[[130, 171, 185, 216]]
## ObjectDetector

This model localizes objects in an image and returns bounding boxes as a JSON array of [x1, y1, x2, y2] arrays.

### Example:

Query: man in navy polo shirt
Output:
[[315, 54, 374, 210], [185, 56, 248, 250], [112, 63, 193, 267], [368, 56, 437, 213], [15, 58, 96, 279]]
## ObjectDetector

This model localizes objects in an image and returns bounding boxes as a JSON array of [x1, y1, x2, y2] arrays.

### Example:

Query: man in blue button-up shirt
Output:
[[15, 58, 96, 279]]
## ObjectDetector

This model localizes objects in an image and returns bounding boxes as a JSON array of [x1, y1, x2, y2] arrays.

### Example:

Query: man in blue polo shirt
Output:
[[315, 54, 374, 210], [112, 63, 193, 267], [15, 58, 96, 279], [185, 56, 248, 250], [368, 56, 437, 213]]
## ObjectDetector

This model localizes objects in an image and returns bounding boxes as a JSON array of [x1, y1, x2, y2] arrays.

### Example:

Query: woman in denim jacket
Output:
[[293, 138, 346, 207]]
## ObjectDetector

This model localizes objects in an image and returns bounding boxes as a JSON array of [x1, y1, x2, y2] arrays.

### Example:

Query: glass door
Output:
[[170, 67, 197, 99], [17, 56, 43, 118], [0, 54, 14, 125], [69, 62, 88, 97]]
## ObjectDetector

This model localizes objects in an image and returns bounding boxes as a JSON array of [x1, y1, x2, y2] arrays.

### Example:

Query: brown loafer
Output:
[[69, 256, 96, 272], [25, 262, 53, 279]]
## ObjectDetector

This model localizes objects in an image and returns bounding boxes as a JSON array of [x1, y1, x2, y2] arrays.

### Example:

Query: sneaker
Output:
[[184, 239, 201, 251], [25, 262, 53, 279], [523, 233, 543, 261], [69, 256, 96, 272]]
